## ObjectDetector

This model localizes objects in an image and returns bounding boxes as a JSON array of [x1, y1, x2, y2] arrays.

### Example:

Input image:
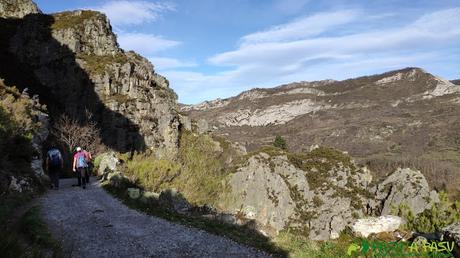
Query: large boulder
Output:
[[352, 215, 403, 238], [97, 152, 119, 178], [219, 147, 374, 240], [373, 168, 439, 215], [443, 223, 460, 257]]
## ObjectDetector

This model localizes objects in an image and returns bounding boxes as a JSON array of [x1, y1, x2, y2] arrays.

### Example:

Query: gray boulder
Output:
[[219, 150, 373, 240], [374, 168, 439, 215], [127, 188, 140, 199], [97, 152, 119, 179], [443, 223, 460, 257], [352, 215, 403, 238], [196, 119, 209, 134]]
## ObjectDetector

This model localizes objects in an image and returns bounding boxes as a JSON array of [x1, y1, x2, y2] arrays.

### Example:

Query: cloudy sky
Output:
[[36, 0, 460, 104]]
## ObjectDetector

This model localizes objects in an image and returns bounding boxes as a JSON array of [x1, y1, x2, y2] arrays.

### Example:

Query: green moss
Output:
[[51, 10, 100, 30], [78, 54, 128, 75]]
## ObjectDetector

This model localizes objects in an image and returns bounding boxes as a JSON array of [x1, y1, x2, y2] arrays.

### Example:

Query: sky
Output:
[[35, 0, 460, 104]]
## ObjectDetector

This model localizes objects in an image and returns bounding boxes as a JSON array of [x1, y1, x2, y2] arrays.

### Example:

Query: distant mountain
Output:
[[183, 68, 460, 196], [451, 79, 460, 85]]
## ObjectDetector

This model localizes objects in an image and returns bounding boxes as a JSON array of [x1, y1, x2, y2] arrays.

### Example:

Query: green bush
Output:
[[125, 154, 180, 192], [273, 135, 287, 150], [0, 81, 39, 176], [122, 131, 230, 206], [393, 191, 460, 233]]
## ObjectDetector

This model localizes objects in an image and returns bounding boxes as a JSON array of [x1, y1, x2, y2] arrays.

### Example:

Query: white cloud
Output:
[[169, 8, 460, 104], [91, 1, 174, 26], [118, 32, 180, 54], [241, 10, 359, 45], [210, 8, 460, 68], [148, 57, 196, 70]]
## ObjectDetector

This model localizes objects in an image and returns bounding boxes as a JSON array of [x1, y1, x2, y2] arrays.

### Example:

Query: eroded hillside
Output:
[[183, 68, 460, 196]]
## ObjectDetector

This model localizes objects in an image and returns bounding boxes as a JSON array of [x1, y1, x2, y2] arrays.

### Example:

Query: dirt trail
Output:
[[39, 178, 269, 258]]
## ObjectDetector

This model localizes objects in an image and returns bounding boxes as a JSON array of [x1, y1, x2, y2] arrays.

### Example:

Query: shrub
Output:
[[0, 81, 39, 176], [392, 191, 460, 233], [125, 154, 180, 192], [273, 135, 287, 150], [121, 131, 230, 206]]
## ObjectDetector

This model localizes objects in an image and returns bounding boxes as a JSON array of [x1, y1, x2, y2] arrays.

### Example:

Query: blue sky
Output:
[[35, 0, 460, 104]]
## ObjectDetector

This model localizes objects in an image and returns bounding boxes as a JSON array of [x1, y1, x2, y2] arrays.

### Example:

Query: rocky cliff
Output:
[[0, 0, 40, 18], [183, 68, 460, 197], [1, 0, 180, 154]]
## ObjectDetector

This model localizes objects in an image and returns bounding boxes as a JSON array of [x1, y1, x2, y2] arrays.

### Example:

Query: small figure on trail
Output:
[[73, 147, 89, 189], [46, 145, 63, 190], [83, 149, 92, 184]]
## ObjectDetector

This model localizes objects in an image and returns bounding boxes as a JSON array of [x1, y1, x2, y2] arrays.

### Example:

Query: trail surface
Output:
[[39, 178, 269, 258]]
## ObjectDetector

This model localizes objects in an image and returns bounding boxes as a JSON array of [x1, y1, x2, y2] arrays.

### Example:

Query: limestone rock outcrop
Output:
[[351, 215, 403, 238], [373, 168, 439, 215], [0, 0, 40, 18], [1, 2, 180, 155], [219, 147, 373, 240]]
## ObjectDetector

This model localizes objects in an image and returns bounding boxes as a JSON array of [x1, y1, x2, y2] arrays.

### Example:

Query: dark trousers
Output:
[[49, 166, 60, 188], [76, 167, 88, 187]]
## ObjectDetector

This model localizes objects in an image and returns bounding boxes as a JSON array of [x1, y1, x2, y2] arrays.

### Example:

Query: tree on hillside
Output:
[[50, 110, 103, 155], [273, 135, 287, 150]]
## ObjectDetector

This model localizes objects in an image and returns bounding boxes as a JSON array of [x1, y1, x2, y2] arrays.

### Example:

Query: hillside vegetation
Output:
[[0, 80, 61, 257]]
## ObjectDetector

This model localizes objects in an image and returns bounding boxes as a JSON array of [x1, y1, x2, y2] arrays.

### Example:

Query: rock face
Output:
[[373, 168, 439, 215], [443, 223, 460, 257], [1, 2, 180, 155], [97, 152, 119, 178], [0, 0, 40, 18], [182, 68, 460, 196], [219, 147, 373, 240], [352, 215, 403, 238]]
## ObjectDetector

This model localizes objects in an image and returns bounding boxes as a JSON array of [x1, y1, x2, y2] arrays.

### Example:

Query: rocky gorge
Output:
[[1, 0, 460, 257]]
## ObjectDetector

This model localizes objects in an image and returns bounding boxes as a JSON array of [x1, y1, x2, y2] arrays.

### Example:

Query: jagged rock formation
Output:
[[1, 1, 180, 154], [216, 146, 443, 240], [0, 0, 40, 18], [218, 147, 374, 240], [371, 168, 439, 215], [183, 68, 460, 196]]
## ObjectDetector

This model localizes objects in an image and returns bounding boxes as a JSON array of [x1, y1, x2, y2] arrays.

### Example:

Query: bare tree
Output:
[[51, 110, 104, 155]]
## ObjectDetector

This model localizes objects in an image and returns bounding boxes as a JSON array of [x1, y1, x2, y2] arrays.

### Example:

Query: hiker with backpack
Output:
[[46, 146, 63, 190], [83, 149, 92, 184], [73, 147, 89, 189]]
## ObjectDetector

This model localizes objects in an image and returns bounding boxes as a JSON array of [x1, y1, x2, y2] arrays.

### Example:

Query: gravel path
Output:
[[39, 178, 269, 258]]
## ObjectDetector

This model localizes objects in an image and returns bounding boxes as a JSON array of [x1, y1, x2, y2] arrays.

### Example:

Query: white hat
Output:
[[76, 147, 82, 152]]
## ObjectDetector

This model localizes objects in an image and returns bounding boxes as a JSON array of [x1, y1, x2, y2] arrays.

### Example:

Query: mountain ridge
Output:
[[183, 67, 460, 196]]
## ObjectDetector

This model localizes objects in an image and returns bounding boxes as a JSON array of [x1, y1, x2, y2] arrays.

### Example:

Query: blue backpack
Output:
[[48, 149, 61, 167], [76, 153, 88, 168]]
